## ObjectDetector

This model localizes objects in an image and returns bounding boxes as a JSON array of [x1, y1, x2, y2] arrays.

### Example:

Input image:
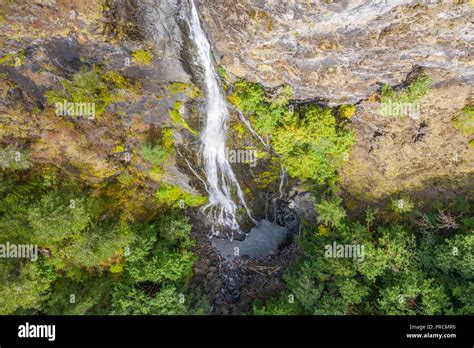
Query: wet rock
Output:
[[211, 220, 289, 261], [291, 192, 317, 225]]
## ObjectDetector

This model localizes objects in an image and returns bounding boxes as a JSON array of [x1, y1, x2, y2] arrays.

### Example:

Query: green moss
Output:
[[255, 169, 280, 190], [338, 104, 356, 119], [217, 66, 232, 83], [114, 144, 125, 153], [169, 101, 197, 135], [273, 85, 293, 106], [232, 122, 245, 140], [161, 128, 175, 151], [166, 82, 201, 98], [0, 50, 25, 67], [131, 49, 153, 66], [453, 104, 474, 136], [141, 143, 167, 166], [155, 184, 207, 208], [45, 66, 134, 119], [103, 70, 133, 90]]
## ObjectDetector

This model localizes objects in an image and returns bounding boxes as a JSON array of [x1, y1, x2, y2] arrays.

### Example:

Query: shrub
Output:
[[141, 143, 167, 167], [155, 184, 207, 208], [252, 295, 300, 315], [381, 72, 432, 105], [338, 104, 356, 118], [0, 261, 55, 314], [273, 105, 354, 184], [45, 66, 132, 118], [314, 196, 347, 228], [391, 195, 415, 214], [111, 284, 187, 315], [229, 80, 354, 184], [0, 145, 30, 170]]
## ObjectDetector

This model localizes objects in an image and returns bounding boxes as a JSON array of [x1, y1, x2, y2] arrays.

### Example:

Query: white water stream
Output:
[[188, 0, 255, 234]]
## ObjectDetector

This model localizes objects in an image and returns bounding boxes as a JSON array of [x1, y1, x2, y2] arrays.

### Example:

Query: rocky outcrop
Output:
[[0, 0, 201, 193], [196, 0, 473, 203], [340, 68, 473, 203], [198, 0, 472, 104]]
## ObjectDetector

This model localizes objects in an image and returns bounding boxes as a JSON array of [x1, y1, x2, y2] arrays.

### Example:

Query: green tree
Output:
[[314, 196, 347, 228], [0, 261, 55, 314]]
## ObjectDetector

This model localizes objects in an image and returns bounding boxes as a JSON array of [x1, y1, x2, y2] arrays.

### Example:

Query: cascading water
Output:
[[273, 166, 286, 222], [188, 0, 255, 235]]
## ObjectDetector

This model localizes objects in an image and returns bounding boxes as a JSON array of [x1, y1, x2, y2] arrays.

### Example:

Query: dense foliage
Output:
[[253, 196, 473, 315], [229, 80, 355, 185], [0, 167, 199, 315]]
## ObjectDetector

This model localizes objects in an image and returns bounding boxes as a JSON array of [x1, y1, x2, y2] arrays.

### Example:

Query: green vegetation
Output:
[[110, 216, 195, 315], [229, 79, 354, 185], [337, 104, 356, 118], [391, 195, 415, 214], [0, 50, 25, 67], [167, 82, 201, 98], [131, 49, 154, 66], [315, 196, 347, 228], [155, 183, 207, 209], [0, 145, 30, 170], [453, 104, 474, 137], [381, 71, 432, 106], [141, 143, 167, 167], [45, 66, 136, 118], [0, 165, 200, 315], [169, 101, 197, 135], [255, 197, 473, 315], [217, 66, 232, 83], [141, 141, 166, 181], [226, 76, 470, 318]]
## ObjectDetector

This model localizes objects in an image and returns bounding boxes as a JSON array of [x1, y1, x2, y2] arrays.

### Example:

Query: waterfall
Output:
[[188, 0, 255, 234], [273, 166, 286, 222]]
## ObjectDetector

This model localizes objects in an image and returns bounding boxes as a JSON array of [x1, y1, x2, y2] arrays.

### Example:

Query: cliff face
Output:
[[198, 0, 474, 202], [341, 70, 473, 204], [198, 0, 473, 104], [1, 0, 473, 210], [0, 0, 199, 194]]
